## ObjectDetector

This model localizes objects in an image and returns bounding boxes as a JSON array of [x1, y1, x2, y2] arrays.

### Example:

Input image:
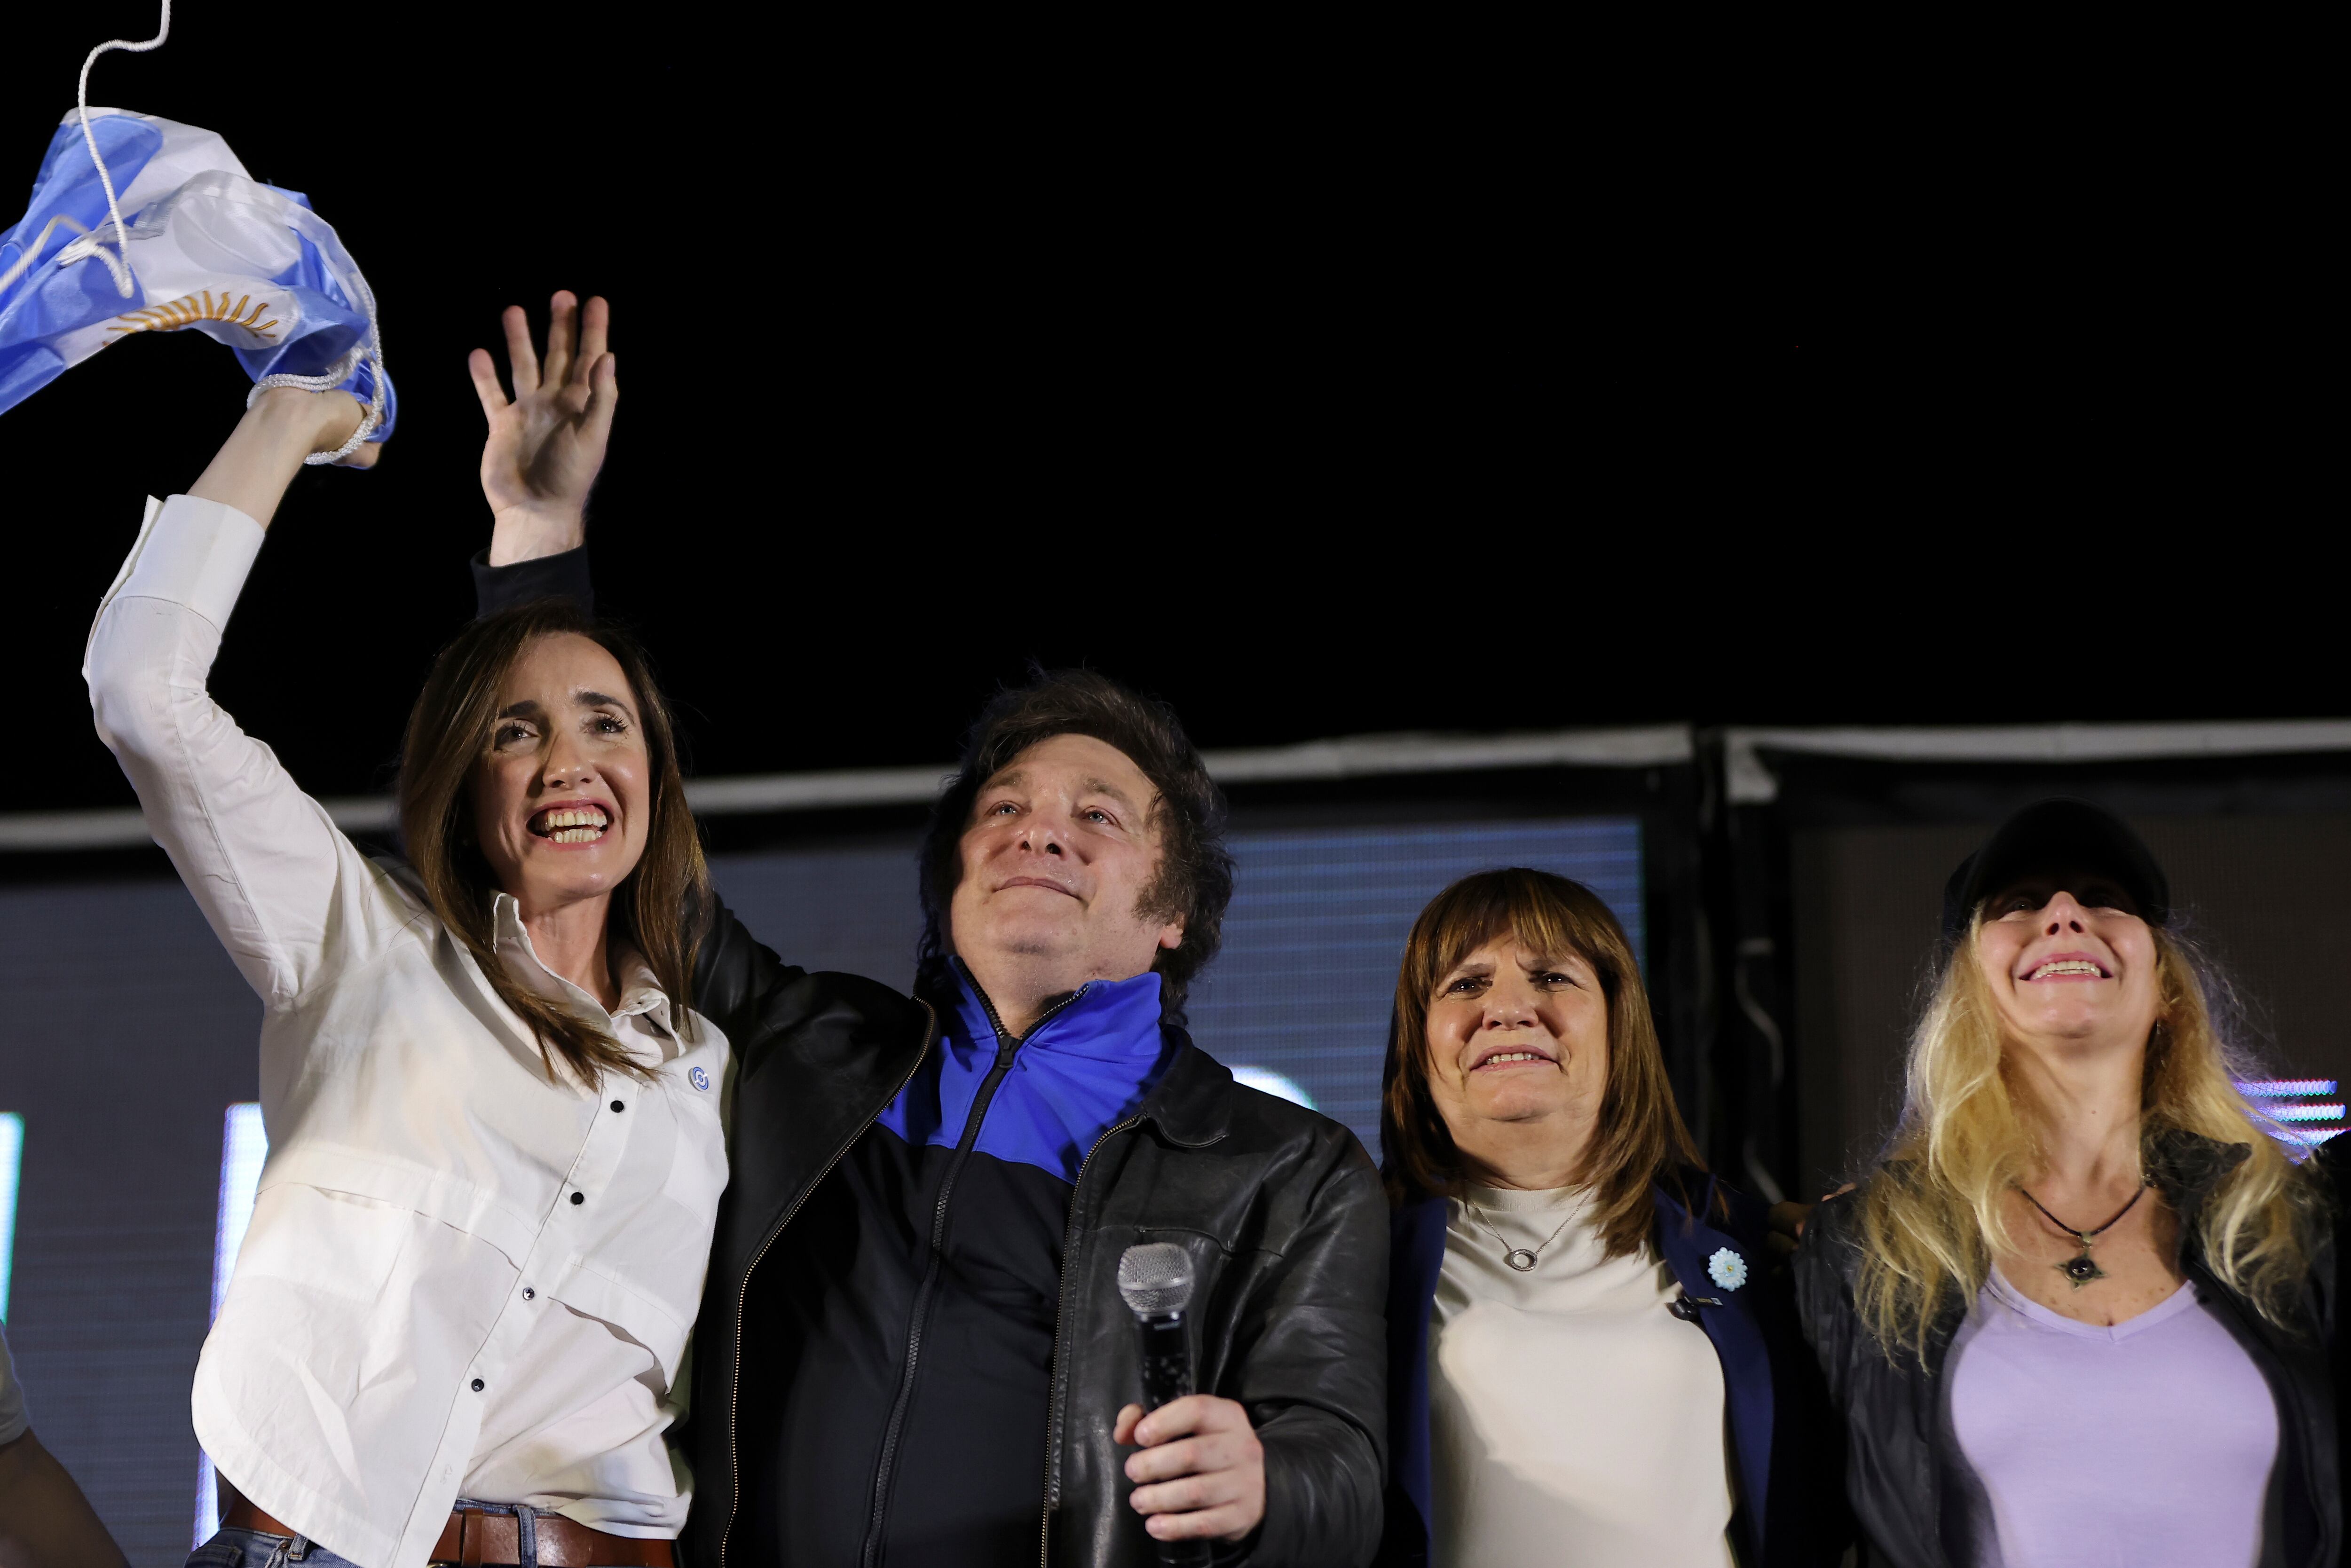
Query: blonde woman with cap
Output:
[[1795, 798, 2338, 1568]]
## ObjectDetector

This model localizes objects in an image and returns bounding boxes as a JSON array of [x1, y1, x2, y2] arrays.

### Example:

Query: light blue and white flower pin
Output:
[[1706, 1247, 1748, 1292], [689, 1065, 711, 1091]]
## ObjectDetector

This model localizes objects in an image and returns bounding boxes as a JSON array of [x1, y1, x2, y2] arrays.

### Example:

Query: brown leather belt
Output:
[[221, 1484, 676, 1567]]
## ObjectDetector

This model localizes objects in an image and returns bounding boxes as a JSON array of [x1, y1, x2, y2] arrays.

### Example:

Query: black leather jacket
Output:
[[1793, 1131, 2340, 1568], [473, 546, 1387, 1563], [682, 909, 1390, 1568]]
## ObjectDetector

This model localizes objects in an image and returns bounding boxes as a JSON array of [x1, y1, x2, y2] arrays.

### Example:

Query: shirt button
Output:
[[522, 1287, 535, 1300], [471, 1379, 484, 1392], [570, 1191, 585, 1205], [611, 1100, 625, 1113]]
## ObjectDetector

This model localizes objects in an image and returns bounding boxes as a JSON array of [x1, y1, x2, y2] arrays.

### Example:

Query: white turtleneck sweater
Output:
[[1428, 1184, 1736, 1568]]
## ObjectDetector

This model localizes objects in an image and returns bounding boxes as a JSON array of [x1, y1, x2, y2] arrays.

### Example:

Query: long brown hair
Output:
[[1380, 867, 1702, 1261], [397, 599, 709, 1087]]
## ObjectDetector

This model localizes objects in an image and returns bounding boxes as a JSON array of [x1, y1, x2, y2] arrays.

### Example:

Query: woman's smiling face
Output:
[[1423, 933, 1610, 1144], [468, 631, 651, 911], [1973, 870, 2163, 1053]]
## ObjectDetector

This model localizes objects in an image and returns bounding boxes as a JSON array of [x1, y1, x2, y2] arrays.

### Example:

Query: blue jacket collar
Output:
[[950, 961, 1166, 1061], [945, 961, 1232, 1147]]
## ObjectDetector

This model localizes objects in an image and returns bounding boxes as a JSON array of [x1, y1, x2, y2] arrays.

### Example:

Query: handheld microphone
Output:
[[1117, 1243, 1214, 1568]]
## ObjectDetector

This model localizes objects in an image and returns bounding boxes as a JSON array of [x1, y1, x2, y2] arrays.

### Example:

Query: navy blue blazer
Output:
[[1376, 1168, 1844, 1567]]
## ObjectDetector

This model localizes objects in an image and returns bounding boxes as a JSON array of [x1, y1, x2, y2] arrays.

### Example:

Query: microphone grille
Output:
[[1117, 1242, 1196, 1316]]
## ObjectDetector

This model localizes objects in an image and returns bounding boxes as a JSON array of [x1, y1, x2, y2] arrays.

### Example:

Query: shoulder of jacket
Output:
[[768, 967, 926, 1032], [1223, 1078, 1372, 1162], [1795, 1186, 1869, 1281]]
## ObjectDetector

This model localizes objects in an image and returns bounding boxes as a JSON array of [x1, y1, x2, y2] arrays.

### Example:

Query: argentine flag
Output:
[[0, 109, 393, 439]]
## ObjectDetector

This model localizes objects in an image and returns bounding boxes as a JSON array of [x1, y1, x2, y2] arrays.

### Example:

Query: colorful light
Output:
[[2238, 1081, 2346, 1148], [195, 1103, 267, 1545], [0, 1113, 22, 1322]]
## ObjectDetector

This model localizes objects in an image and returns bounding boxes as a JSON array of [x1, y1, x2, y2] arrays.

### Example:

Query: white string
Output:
[[0, 214, 97, 296], [19, 0, 387, 462], [74, 0, 174, 298], [246, 262, 388, 463]]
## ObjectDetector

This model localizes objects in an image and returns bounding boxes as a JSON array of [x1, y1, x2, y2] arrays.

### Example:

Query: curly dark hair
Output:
[[915, 669, 1234, 1024]]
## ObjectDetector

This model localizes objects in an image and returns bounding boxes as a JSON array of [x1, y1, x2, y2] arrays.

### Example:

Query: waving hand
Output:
[[468, 291, 616, 563]]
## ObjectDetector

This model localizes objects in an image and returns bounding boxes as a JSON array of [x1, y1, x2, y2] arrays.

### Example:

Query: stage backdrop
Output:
[[1786, 810, 2351, 1193], [0, 812, 1638, 1566]]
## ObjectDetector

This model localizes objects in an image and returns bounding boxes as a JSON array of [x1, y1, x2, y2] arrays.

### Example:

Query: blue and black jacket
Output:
[[1377, 1167, 1846, 1567], [474, 547, 1391, 1568]]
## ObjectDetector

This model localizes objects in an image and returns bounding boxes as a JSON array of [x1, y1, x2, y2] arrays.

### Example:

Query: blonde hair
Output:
[[1854, 920, 2316, 1361]]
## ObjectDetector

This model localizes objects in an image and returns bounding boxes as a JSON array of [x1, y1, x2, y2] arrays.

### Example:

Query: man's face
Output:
[[948, 733, 1186, 998]]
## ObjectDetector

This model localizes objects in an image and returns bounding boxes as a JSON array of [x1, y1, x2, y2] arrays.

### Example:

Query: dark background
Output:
[[3, 10, 2345, 1563], [3, 7, 2336, 819]]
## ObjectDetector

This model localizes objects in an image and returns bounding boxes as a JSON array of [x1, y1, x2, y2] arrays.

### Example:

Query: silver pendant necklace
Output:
[[2017, 1182, 2150, 1289], [1466, 1198, 1578, 1272]]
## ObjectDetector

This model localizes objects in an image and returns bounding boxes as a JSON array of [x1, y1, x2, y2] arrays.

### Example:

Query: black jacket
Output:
[[473, 549, 1388, 1565], [682, 916, 1389, 1568], [1793, 1131, 2340, 1568]]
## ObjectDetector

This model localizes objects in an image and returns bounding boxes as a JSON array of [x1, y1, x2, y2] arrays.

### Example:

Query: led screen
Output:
[[0, 1112, 21, 1321], [0, 811, 1641, 1562], [709, 815, 1645, 1159]]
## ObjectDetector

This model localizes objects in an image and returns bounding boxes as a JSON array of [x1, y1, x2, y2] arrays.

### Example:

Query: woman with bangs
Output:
[[1375, 868, 1839, 1568], [1796, 799, 2337, 1567]]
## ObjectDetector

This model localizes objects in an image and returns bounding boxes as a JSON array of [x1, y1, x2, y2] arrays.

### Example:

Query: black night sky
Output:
[[3, 7, 2330, 815]]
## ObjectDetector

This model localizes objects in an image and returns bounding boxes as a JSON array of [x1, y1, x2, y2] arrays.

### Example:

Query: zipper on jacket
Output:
[[860, 984, 1088, 1568], [1036, 1107, 1145, 1568], [717, 1002, 936, 1568]]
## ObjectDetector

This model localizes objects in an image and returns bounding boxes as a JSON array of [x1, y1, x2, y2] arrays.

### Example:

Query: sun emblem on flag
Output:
[[106, 289, 280, 340]]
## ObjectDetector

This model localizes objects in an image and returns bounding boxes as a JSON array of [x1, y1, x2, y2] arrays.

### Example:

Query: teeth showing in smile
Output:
[[2028, 959, 2106, 980], [532, 807, 609, 843], [1480, 1051, 1546, 1067]]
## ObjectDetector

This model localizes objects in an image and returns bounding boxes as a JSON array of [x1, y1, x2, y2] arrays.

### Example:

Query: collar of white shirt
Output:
[[488, 892, 678, 1062]]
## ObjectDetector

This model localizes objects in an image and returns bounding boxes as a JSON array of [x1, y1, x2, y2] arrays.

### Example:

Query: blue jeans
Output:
[[185, 1527, 360, 1568]]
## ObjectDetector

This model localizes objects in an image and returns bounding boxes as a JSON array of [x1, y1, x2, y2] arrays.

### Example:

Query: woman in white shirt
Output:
[[90, 298, 728, 1568], [1373, 868, 1840, 1568]]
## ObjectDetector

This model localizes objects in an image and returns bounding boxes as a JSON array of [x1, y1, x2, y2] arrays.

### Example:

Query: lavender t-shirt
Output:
[[1949, 1269, 2278, 1568]]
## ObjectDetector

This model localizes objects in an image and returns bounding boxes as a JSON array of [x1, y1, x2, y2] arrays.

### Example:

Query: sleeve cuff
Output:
[[472, 546, 594, 620], [113, 495, 267, 632]]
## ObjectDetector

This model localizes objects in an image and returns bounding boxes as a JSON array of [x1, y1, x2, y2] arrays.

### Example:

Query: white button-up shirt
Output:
[[85, 496, 730, 1568]]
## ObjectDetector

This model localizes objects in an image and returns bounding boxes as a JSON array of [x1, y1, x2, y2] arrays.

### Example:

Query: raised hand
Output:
[[188, 388, 377, 530], [468, 291, 617, 564]]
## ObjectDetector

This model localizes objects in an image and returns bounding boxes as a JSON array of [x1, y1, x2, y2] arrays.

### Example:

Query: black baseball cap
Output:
[[1940, 798, 2170, 943]]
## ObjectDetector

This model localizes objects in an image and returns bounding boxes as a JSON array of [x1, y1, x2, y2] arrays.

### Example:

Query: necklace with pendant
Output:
[[2016, 1182, 2150, 1288], [1465, 1198, 1578, 1273]]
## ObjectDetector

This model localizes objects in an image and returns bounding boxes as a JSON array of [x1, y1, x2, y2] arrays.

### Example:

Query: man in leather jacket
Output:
[[464, 295, 1385, 1568]]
